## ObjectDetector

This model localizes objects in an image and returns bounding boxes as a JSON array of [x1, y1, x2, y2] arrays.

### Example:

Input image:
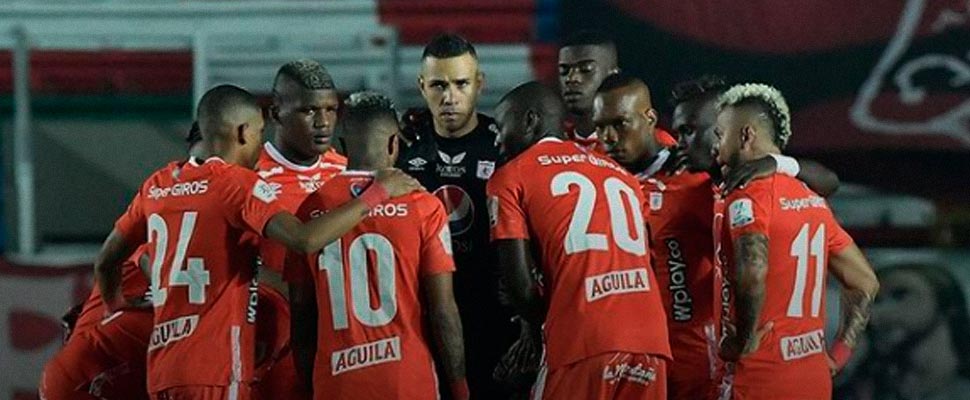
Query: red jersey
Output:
[[75, 246, 152, 335], [114, 157, 285, 393], [716, 172, 854, 398], [487, 137, 671, 369], [255, 142, 346, 273], [286, 171, 455, 400]]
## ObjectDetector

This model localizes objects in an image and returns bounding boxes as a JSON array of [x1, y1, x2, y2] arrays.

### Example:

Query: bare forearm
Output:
[[94, 230, 135, 311], [836, 288, 873, 348], [734, 234, 769, 348], [430, 302, 466, 383], [795, 159, 840, 197], [266, 200, 370, 254]]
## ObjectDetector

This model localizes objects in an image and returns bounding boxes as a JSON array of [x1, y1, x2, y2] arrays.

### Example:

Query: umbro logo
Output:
[[408, 157, 427, 168]]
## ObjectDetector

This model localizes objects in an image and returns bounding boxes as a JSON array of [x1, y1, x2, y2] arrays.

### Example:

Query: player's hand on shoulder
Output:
[[724, 155, 777, 193], [375, 168, 424, 197]]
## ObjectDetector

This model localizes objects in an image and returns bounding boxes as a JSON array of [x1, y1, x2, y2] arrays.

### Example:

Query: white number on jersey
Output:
[[319, 233, 398, 330], [787, 223, 826, 318], [550, 172, 647, 256], [148, 212, 211, 306]]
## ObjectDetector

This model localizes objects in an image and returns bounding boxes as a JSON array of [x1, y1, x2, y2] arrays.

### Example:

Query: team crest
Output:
[[349, 182, 367, 198], [477, 161, 496, 180]]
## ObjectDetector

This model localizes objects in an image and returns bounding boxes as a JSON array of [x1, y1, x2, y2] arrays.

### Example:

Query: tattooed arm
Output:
[[721, 233, 770, 361], [828, 243, 879, 372]]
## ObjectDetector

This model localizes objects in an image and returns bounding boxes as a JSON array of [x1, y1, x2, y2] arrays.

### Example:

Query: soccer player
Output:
[[258, 59, 347, 276], [288, 92, 467, 400], [93, 85, 420, 400], [39, 249, 153, 400], [712, 83, 879, 399], [488, 81, 671, 399], [396, 33, 516, 398]]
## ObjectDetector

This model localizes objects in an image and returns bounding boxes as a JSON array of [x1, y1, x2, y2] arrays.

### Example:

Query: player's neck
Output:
[[272, 136, 320, 167], [434, 112, 479, 139], [346, 157, 390, 172], [569, 112, 595, 138]]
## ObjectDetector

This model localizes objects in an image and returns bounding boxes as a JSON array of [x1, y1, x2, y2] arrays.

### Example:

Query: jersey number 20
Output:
[[319, 234, 397, 330], [551, 172, 647, 256]]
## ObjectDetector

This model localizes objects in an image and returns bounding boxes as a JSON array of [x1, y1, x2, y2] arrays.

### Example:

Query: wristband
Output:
[[358, 181, 390, 209], [450, 379, 470, 400], [830, 340, 852, 370], [769, 153, 800, 177]]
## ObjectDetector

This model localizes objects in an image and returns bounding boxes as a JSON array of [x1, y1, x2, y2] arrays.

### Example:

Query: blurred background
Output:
[[0, 0, 967, 399]]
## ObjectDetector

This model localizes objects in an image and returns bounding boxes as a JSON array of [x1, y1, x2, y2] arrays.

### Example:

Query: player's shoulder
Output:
[[321, 148, 347, 168], [726, 172, 779, 203], [408, 191, 445, 215]]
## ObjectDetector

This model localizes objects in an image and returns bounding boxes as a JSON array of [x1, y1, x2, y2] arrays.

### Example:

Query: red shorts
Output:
[[716, 357, 831, 400], [532, 353, 667, 400], [252, 350, 309, 400], [40, 331, 148, 400], [151, 385, 252, 400], [667, 325, 719, 400]]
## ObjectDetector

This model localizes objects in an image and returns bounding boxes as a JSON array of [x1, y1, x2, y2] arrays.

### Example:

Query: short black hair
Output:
[[596, 72, 643, 94], [340, 91, 398, 135], [273, 59, 335, 92], [670, 75, 730, 106], [196, 84, 259, 136], [186, 121, 201, 146], [422, 33, 477, 60], [562, 29, 615, 49]]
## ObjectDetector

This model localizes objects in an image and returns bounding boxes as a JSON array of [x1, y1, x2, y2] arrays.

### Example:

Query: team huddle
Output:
[[39, 31, 880, 400]]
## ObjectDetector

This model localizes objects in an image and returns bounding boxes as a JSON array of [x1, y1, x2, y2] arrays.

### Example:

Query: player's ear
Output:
[[236, 123, 249, 145], [269, 104, 281, 123], [388, 133, 400, 161], [644, 108, 658, 128], [525, 109, 541, 137], [417, 75, 426, 95], [740, 125, 756, 149], [476, 71, 486, 94]]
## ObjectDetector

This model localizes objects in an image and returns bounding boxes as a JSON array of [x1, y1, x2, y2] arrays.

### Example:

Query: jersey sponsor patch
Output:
[[331, 336, 402, 375], [253, 179, 279, 203], [649, 191, 663, 211], [149, 315, 199, 351], [780, 329, 825, 361], [585, 268, 651, 302], [729, 198, 755, 228]]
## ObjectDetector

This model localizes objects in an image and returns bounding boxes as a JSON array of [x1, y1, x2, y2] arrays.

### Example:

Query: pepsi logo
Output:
[[433, 185, 475, 235]]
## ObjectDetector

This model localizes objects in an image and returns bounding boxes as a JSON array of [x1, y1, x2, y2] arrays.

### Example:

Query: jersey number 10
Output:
[[319, 234, 398, 330]]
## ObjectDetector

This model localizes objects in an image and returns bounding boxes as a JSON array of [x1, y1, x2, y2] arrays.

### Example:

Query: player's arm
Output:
[[264, 169, 422, 254], [495, 239, 545, 327], [827, 243, 879, 374], [722, 232, 771, 361], [288, 281, 317, 391], [724, 155, 840, 196], [94, 228, 140, 313], [424, 273, 469, 400]]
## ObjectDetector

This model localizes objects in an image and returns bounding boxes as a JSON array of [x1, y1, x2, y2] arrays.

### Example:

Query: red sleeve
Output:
[[282, 192, 326, 284], [486, 164, 529, 241], [827, 219, 855, 254], [224, 169, 287, 237], [419, 197, 456, 276], [725, 179, 774, 242], [114, 189, 148, 246]]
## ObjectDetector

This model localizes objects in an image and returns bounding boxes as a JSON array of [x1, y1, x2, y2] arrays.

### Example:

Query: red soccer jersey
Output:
[[716, 172, 854, 397], [640, 171, 719, 374], [75, 246, 151, 334], [286, 171, 455, 400], [487, 137, 671, 369], [114, 157, 286, 393], [255, 142, 346, 273]]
